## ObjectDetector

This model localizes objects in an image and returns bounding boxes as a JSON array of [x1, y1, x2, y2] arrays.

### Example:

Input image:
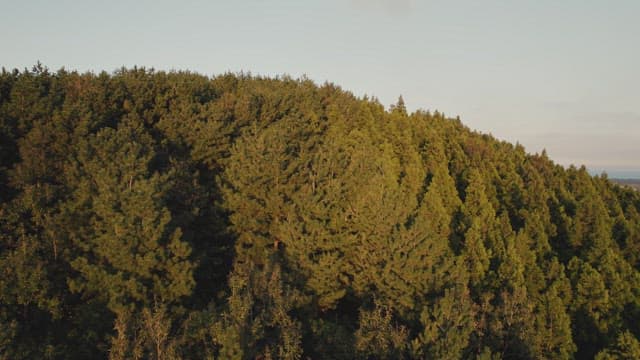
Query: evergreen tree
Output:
[[595, 331, 640, 360], [415, 265, 475, 360], [355, 299, 408, 359], [66, 118, 194, 313], [460, 169, 495, 289]]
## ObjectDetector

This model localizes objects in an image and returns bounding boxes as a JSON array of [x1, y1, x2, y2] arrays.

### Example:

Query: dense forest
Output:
[[1, 65, 640, 360]]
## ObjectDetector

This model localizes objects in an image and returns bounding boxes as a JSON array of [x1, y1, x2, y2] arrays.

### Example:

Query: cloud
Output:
[[350, 0, 413, 15], [580, 111, 640, 127], [518, 131, 639, 169], [541, 100, 640, 129]]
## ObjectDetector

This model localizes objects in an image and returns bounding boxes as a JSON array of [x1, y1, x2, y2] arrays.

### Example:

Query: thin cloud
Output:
[[542, 100, 640, 127], [581, 111, 640, 126], [521, 131, 639, 169], [350, 0, 413, 15]]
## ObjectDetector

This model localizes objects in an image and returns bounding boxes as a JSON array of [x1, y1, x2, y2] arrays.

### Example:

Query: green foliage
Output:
[[65, 118, 194, 312], [415, 272, 475, 360], [211, 259, 303, 360], [595, 331, 640, 360], [355, 299, 408, 359], [1, 65, 639, 359]]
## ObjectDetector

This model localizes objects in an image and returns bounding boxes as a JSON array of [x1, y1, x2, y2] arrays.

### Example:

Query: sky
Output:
[[2, 0, 639, 177]]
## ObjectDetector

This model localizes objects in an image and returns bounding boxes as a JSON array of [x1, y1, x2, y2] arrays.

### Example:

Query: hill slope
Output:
[[1, 66, 640, 359]]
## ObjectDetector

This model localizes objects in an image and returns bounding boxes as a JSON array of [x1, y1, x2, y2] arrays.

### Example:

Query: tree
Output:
[[66, 118, 194, 313], [568, 258, 612, 357], [595, 331, 640, 360], [415, 267, 475, 360], [390, 95, 407, 117], [355, 299, 408, 359], [211, 259, 303, 360], [460, 169, 496, 289]]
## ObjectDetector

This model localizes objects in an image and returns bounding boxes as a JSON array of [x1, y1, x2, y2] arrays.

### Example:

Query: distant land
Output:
[[612, 178, 640, 191], [588, 169, 640, 179], [588, 168, 640, 191]]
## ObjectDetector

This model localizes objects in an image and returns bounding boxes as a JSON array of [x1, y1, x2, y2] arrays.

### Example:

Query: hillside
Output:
[[1, 66, 640, 359]]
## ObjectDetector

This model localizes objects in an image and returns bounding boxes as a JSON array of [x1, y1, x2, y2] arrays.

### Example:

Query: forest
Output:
[[1, 65, 640, 359]]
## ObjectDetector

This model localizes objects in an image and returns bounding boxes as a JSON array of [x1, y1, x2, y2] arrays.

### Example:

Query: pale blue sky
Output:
[[2, 0, 639, 177]]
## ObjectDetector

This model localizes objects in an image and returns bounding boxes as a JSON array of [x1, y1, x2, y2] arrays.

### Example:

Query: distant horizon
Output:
[[588, 169, 640, 180]]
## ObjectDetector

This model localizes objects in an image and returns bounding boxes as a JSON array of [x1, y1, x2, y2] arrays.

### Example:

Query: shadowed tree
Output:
[[66, 118, 194, 313]]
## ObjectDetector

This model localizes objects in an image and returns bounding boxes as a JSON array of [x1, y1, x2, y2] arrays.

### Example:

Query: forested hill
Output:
[[1, 66, 640, 360]]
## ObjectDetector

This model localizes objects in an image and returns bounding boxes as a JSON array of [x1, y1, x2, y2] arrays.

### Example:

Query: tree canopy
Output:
[[1, 65, 639, 359]]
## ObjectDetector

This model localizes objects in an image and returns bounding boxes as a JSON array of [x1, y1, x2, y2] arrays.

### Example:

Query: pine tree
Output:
[[66, 118, 194, 313], [390, 95, 407, 117], [568, 257, 612, 357], [529, 281, 576, 359], [381, 166, 458, 313], [595, 331, 640, 360], [212, 258, 303, 360], [355, 299, 409, 359], [460, 169, 496, 289], [414, 262, 475, 360]]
